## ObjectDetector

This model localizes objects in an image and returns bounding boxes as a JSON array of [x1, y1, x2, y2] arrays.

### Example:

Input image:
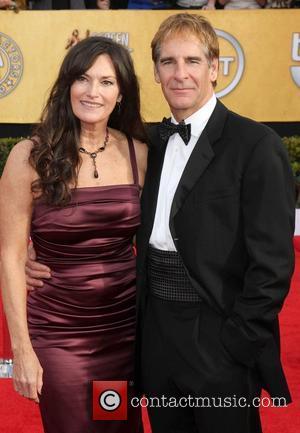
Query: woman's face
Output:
[[70, 54, 121, 127]]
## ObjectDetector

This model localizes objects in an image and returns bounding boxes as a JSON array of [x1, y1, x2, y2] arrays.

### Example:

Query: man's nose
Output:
[[174, 62, 188, 80]]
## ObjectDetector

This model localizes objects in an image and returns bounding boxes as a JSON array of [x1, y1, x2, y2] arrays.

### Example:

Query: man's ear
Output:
[[154, 64, 161, 84], [210, 58, 219, 83]]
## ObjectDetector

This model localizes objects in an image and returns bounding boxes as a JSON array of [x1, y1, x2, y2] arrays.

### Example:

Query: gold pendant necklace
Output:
[[79, 128, 109, 179]]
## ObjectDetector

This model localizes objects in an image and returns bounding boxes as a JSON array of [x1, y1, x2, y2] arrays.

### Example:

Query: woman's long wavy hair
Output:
[[30, 36, 146, 206]]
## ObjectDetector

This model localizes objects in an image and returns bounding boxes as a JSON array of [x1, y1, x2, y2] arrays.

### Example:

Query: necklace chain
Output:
[[79, 128, 109, 179]]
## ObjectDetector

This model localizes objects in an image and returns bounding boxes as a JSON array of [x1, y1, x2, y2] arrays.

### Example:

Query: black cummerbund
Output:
[[147, 246, 202, 302]]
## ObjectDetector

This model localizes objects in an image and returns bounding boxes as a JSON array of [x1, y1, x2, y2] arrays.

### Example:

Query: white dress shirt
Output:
[[149, 94, 217, 251]]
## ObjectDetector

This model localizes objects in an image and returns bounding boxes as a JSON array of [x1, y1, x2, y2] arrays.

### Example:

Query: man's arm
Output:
[[25, 243, 51, 291], [221, 131, 295, 367]]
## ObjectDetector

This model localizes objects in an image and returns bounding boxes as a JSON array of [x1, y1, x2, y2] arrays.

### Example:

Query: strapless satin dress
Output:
[[27, 184, 143, 433]]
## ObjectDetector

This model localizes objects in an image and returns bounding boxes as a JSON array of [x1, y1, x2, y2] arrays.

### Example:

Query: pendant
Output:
[[78, 128, 109, 180]]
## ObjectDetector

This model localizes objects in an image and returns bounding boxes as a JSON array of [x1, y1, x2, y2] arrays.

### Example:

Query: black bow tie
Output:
[[159, 117, 191, 145]]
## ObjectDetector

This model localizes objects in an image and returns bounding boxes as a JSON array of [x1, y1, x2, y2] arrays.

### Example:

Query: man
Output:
[[135, 13, 295, 433], [26, 13, 295, 433]]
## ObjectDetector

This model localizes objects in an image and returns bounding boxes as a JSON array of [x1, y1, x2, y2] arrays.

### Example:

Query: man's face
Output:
[[154, 33, 218, 121]]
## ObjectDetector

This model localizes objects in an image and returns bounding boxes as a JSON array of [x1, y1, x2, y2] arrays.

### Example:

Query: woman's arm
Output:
[[0, 140, 43, 402]]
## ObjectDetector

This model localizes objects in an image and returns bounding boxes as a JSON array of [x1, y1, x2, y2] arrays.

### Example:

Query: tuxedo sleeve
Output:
[[221, 131, 295, 368]]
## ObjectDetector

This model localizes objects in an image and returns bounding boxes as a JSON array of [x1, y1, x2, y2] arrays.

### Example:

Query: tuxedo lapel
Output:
[[170, 131, 214, 221], [169, 100, 228, 234], [137, 125, 168, 279], [142, 125, 168, 233]]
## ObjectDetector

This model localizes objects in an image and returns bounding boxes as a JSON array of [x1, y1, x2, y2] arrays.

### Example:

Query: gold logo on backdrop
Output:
[[215, 30, 245, 99], [0, 32, 23, 99], [91, 32, 131, 51], [65, 30, 131, 51], [66, 29, 91, 50]]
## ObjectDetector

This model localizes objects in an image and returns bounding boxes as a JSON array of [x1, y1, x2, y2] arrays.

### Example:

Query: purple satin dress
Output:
[[27, 137, 143, 433]]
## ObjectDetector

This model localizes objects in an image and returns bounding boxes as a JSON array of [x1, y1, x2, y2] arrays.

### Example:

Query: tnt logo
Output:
[[290, 33, 300, 87], [93, 381, 127, 420]]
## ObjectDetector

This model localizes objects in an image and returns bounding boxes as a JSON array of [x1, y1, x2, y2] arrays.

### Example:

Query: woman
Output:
[[0, 36, 147, 433]]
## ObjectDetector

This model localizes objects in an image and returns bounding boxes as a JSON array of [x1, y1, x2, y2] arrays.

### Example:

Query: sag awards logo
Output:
[[0, 32, 23, 99], [66, 29, 131, 51], [215, 29, 245, 99], [290, 33, 300, 87]]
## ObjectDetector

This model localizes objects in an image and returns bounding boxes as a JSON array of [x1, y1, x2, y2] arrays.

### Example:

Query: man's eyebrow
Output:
[[186, 56, 202, 61], [159, 56, 174, 63]]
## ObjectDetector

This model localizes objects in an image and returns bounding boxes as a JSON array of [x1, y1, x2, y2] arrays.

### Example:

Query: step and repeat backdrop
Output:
[[0, 10, 299, 123]]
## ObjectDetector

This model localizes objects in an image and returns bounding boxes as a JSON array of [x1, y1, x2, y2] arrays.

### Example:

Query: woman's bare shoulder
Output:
[[108, 128, 148, 171], [132, 139, 148, 188], [108, 128, 124, 142], [2, 138, 36, 180], [133, 139, 148, 168], [109, 129, 148, 159], [8, 138, 34, 160]]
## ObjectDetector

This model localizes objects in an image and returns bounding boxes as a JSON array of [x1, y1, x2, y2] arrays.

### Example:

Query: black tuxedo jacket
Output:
[[136, 100, 295, 402]]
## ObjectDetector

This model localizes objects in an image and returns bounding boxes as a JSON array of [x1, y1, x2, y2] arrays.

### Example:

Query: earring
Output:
[[116, 101, 121, 114]]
